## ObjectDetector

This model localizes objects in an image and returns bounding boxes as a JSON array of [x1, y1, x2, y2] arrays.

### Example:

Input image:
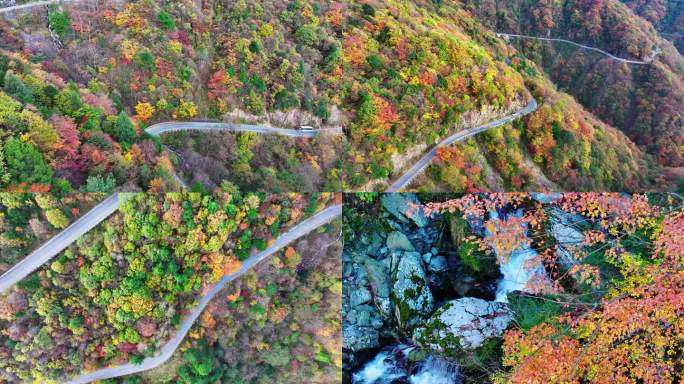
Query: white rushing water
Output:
[[352, 345, 413, 384], [353, 345, 461, 384], [485, 210, 548, 302], [410, 356, 461, 384], [353, 206, 553, 383]]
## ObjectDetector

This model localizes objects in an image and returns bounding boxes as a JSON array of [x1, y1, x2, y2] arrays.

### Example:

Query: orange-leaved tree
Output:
[[499, 208, 683, 384]]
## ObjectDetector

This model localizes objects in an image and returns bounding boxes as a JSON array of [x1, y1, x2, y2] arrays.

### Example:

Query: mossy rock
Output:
[[413, 297, 511, 354], [386, 231, 416, 251], [390, 251, 434, 333]]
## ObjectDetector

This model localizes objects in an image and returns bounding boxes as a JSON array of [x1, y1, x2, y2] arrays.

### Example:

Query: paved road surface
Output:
[[0, 0, 83, 13], [386, 98, 538, 192], [145, 121, 343, 138], [0, 194, 119, 293], [65, 204, 342, 384], [497, 33, 659, 64]]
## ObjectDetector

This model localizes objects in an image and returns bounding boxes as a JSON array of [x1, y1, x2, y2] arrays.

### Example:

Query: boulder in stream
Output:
[[413, 297, 512, 351]]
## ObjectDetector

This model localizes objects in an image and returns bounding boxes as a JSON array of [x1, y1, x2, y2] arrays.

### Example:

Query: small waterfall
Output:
[[352, 344, 413, 384], [410, 355, 462, 384], [495, 243, 539, 302], [485, 210, 549, 302], [353, 345, 461, 384]]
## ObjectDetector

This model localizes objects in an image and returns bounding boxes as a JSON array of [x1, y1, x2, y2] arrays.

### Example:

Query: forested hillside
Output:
[[0, 50, 179, 192], [343, 0, 666, 191], [0, 192, 104, 273], [621, 0, 684, 53], [0, 191, 338, 382], [1, 1, 346, 192], [162, 130, 344, 192], [41, 0, 528, 190], [0, 0, 679, 191], [113, 218, 342, 384], [421, 52, 654, 192], [464, 0, 684, 168]]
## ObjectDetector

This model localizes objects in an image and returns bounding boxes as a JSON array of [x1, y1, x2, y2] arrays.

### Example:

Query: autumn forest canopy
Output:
[[0, 0, 680, 192], [0, 0, 682, 383], [0, 191, 341, 383]]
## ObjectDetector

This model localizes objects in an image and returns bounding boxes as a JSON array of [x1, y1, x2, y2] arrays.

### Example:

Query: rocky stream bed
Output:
[[342, 193, 585, 383]]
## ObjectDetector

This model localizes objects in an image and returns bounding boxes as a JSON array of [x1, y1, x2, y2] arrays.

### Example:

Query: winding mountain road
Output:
[[0, 193, 119, 293], [65, 203, 341, 384], [386, 98, 538, 192], [386, 29, 662, 192], [0, 0, 95, 13], [0, 192, 340, 383], [0, 0, 63, 13], [142, 122, 341, 188], [497, 33, 660, 65], [144, 121, 342, 138]]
